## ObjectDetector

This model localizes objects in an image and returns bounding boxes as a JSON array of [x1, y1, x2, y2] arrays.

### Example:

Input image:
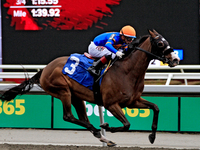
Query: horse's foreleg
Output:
[[149, 103, 159, 144], [132, 97, 159, 144], [101, 103, 130, 132], [71, 99, 100, 136], [62, 97, 98, 134], [68, 97, 116, 147]]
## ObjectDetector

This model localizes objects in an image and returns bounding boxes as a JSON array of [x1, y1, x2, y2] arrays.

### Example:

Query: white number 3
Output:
[[64, 56, 80, 75]]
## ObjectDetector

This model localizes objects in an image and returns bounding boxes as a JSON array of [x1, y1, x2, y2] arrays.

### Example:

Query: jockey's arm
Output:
[[105, 40, 118, 54], [105, 41, 125, 58]]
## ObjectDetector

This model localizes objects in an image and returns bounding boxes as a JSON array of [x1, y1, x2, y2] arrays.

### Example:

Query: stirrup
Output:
[[88, 66, 100, 76]]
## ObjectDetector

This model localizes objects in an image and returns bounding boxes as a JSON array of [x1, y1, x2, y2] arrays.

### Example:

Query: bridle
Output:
[[96, 33, 175, 82], [134, 35, 174, 66], [135, 46, 171, 64]]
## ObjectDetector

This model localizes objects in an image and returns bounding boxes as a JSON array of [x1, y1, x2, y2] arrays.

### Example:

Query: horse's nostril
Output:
[[173, 59, 179, 65], [174, 59, 178, 62]]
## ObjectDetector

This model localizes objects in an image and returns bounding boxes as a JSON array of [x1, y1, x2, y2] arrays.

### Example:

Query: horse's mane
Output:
[[124, 35, 150, 56], [137, 35, 149, 45]]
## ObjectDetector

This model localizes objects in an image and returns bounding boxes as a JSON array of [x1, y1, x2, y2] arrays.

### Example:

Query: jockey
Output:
[[87, 25, 137, 76]]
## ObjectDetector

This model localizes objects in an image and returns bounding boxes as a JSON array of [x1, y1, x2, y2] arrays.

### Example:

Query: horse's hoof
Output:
[[148, 133, 156, 144], [100, 122, 109, 129], [107, 141, 117, 147]]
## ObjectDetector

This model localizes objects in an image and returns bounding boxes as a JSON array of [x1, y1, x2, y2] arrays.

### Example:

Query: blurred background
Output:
[[0, 0, 199, 65]]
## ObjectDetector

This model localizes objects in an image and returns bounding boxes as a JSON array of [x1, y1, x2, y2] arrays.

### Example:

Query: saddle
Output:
[[84, 52, 96, 60]]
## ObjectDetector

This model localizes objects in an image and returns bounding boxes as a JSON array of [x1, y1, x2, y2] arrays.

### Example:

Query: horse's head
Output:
[[148, 29, 180, 67]]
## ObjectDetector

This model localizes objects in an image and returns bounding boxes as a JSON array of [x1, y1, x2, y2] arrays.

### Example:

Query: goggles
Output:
[[125, 36, 134, 42]]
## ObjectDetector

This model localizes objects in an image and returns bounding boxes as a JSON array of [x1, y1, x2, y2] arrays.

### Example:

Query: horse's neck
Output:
[[138, 37, 152, 67], [124, 37, 151, 75]]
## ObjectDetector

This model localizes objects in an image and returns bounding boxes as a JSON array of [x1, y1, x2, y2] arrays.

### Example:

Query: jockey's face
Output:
[[121, 35, 134, 44]]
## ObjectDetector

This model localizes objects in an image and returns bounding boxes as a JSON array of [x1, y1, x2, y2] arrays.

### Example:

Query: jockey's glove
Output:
[[116, 51, 125, 59]]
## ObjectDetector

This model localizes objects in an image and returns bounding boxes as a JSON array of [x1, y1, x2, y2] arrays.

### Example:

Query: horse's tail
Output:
[[0, 69, 43, 102]]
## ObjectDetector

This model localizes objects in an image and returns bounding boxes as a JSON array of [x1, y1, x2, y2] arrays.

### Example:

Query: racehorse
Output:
[[0, 30, 180, 146]]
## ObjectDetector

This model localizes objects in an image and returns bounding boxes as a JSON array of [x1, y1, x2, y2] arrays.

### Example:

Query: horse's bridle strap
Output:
[[135, 47, 168, 63]]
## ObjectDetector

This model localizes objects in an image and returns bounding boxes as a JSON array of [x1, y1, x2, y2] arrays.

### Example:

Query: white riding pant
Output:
[[88, 41, 116, 59]]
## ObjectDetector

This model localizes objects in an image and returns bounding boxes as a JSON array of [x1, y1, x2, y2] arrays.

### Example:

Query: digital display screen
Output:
[[174, 49, 183, 60], [3, 0, 121, 30], [1, 0, 199, 65]]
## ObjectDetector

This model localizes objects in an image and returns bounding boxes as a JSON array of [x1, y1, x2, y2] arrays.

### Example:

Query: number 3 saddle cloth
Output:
[[62, 53, 104, 90]]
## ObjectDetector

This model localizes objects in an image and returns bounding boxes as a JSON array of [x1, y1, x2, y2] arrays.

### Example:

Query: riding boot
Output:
[[88, 55, 111, 76]]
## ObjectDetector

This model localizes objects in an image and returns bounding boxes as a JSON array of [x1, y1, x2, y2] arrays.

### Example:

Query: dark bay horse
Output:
[[0, 30, 180, 146]]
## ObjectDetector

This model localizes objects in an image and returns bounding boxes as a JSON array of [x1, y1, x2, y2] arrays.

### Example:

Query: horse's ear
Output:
[[148, 29, 152, 33], [153, 29, 159, 34], [148, 29, 153, 34], [148, 29, 156, 38]]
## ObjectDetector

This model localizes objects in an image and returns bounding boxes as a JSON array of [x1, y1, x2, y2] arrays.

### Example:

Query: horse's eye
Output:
[[157, 41, 164, 47]]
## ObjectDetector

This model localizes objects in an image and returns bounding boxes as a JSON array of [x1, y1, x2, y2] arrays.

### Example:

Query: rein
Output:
[[135, 46, 170, 64], [95, 56, 119, 82], [95, 38, 173, 83]]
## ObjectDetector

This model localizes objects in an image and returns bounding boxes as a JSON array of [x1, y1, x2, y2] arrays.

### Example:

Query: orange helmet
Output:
[[120, 25, 136, 38]]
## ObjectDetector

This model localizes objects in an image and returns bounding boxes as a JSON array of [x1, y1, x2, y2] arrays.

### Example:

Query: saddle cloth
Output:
[[62, 53, 104, 90]]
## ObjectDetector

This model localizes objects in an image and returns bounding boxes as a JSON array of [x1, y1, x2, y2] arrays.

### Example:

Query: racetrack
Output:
[[0, 129, 199, 150], [1, 144, 197, 150]]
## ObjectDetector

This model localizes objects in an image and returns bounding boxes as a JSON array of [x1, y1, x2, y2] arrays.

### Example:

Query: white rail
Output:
[[0, 65, 45, 71], [145, 73, 200, 85], [2, 64, 200, 70], [0, 65, 200, 85], [0, 64, 199, 70], [148, 65, 200, 70], [0, 72, 36, 78], [147, 65, 200, 85], [0, 72, 199, 85]]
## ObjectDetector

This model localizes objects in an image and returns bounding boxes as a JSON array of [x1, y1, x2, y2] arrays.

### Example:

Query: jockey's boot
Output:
[[88, 55, 111, 76]]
